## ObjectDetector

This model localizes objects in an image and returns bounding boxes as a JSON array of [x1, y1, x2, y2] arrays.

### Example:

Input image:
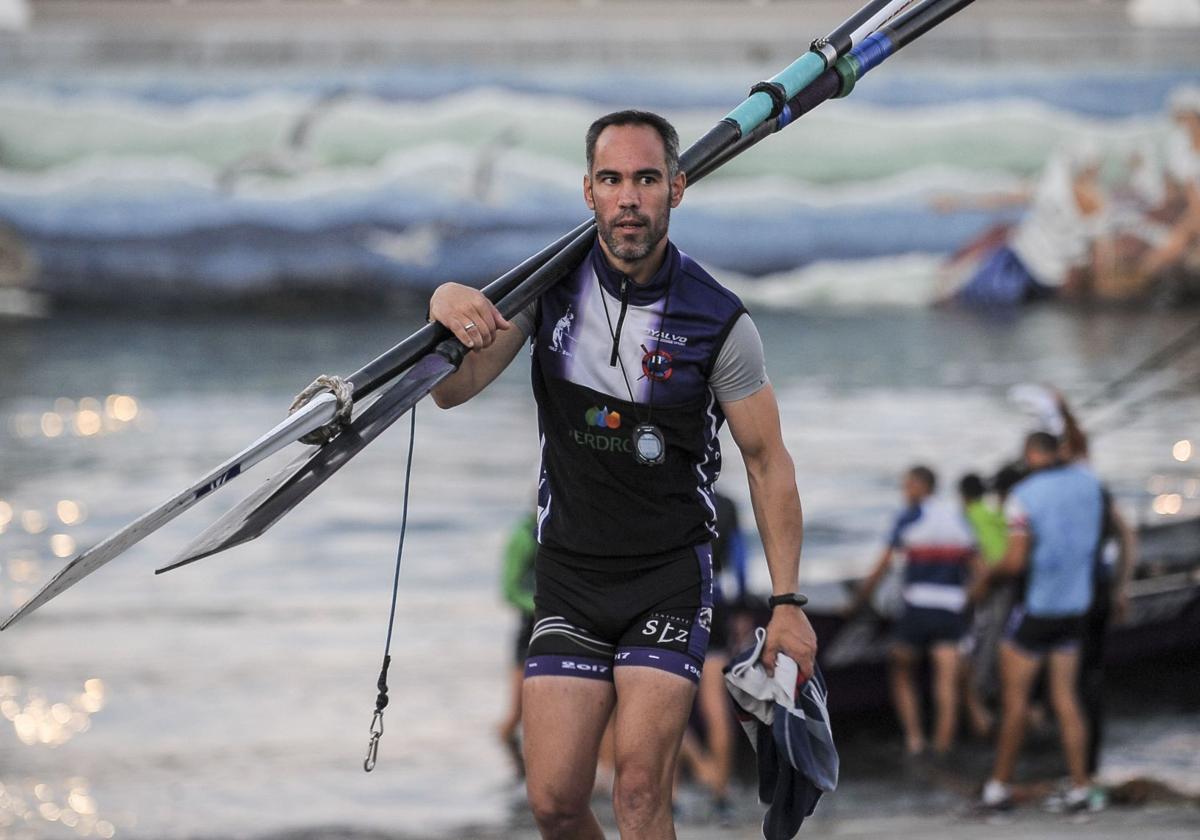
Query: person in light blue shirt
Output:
[[971, 432, 1103, 813]]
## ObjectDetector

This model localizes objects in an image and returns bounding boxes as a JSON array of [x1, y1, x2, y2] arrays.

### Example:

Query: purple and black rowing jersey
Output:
[[530, 239, 746, 559]]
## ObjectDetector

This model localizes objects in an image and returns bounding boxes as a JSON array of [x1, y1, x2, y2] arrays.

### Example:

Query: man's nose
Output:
[[617, 181, 639, 207]]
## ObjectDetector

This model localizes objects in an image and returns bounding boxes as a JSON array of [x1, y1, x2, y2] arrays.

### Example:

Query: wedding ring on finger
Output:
[[464, 322, 478, 331]]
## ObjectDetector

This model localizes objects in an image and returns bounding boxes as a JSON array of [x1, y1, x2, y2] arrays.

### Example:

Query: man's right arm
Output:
[[428, 282, 529, 408]]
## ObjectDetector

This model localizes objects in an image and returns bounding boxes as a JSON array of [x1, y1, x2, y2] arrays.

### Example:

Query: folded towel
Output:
[[724, 627, 839, 839]]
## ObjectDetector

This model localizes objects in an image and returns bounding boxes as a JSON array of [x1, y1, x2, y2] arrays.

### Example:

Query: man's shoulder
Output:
[[675, 247, 745, 314], [894, 503, 923, 531]]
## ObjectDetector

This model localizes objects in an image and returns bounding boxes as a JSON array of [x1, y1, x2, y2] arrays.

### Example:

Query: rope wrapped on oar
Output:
[[289, 374, 355, 445]]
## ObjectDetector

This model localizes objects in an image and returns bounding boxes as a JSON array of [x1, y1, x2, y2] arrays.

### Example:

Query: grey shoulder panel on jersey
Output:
[[709, 312, 769, 403]]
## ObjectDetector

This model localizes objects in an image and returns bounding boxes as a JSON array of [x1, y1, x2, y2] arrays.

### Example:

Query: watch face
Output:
[[633, 424, 665, 465]]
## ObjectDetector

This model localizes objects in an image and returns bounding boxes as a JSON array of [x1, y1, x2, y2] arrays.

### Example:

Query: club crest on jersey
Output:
[[550, 305, 576, 356], [639, 344, 673, 382]]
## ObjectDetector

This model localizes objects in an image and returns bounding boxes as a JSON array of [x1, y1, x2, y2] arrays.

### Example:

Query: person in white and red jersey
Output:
[[853, 465, 978, 757]]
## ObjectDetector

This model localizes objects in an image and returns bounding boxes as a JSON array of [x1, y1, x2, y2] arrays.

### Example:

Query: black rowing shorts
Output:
[[1004, 604, 1085, 657], [523, 543, 713, 685]]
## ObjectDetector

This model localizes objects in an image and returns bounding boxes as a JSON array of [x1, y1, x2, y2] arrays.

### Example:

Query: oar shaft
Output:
[[346, 220, 592, 401], [690, 0, 976, 183], [826, 0, 918, 56]]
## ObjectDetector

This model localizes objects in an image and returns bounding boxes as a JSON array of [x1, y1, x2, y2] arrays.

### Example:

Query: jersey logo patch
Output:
[[550, 305, 576, 356], [640, 344, 673, 382]]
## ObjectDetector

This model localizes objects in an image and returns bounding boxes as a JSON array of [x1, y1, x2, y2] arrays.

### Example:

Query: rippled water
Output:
[[1, 304, 1199, 838]]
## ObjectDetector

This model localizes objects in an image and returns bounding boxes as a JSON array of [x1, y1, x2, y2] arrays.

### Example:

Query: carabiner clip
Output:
[[363, 710, 385, 772]]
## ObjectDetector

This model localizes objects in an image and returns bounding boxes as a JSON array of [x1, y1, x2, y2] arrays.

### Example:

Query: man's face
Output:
[[902, 473, 927, 504], [1024, 445, 1054, 470], [584, 124, 685, 265]]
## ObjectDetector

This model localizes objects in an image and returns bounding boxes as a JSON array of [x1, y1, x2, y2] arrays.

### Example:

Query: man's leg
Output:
[[1046, 647, 1090, 788], [523, 675, 616, 840], [888, 643, 926, 755], [610, 666, 698, 840], [929, 642, 961, 755], [990, 641, 1042, 784]]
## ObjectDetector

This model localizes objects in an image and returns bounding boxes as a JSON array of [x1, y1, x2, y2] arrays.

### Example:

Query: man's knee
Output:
[[527, 782, 592, 833], [613, 764, 667, 826]]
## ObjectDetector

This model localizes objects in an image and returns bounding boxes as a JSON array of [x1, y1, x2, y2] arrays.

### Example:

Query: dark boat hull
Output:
[[804, 517, 1200, 714]]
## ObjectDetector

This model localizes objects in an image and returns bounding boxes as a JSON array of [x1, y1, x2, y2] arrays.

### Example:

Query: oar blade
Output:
[[156, 448, 315, 573], [0, 396, 341, 631], [157, 351, 459, 573]]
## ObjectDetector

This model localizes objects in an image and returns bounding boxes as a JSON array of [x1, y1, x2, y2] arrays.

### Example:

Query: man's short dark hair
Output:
[[1025, 431, 1060, 456], [585, 110, 680, 177], [959, 473, 985, 500], [908, 465, 937, 493]]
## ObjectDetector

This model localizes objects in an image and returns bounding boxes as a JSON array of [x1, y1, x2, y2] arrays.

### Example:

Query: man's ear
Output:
[[670, 171, 687, 208], [583, 175, 595, 210]]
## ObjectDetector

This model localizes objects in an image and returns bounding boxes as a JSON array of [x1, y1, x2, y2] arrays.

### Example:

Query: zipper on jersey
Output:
[[609, 276, 630, 367]]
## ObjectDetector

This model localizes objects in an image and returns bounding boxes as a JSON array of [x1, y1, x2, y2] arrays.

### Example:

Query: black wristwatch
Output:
[[768, 592, 809, 609]]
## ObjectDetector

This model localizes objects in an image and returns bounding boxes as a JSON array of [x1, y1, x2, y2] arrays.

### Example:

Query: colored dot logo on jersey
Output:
[[640, 344, 673, 382], [585, 407, 621, 429]]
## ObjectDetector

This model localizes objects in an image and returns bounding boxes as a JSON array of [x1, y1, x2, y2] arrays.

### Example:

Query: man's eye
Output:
[[640, 176, 657, 185]]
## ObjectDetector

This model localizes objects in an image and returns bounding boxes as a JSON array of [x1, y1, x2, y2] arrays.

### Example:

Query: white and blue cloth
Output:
[[724, 627, 839, 839]]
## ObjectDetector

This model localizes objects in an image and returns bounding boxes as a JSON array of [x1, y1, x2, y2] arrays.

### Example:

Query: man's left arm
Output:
[[722, 385, 816, 679]]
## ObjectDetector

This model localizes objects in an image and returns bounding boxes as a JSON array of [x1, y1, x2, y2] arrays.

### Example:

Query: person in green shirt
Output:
[[962, 474, 1008, 567], [959, 470, 1020, 737], [498, 511, 538, 779]]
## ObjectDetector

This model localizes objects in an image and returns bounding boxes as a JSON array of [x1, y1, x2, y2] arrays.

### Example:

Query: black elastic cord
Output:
[[364, 404, 418, 772], [749, 81, 788, 120]]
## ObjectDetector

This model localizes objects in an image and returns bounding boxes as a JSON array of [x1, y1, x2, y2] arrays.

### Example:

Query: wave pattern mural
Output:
[[0, 67, 1196, 306]]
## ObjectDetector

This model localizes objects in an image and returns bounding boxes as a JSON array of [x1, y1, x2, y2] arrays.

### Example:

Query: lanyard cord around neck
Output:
[[598, 269, 674, 423]]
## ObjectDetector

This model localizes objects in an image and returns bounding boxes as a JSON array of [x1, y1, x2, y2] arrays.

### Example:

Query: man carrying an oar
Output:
[[427, 110, 816, 838]]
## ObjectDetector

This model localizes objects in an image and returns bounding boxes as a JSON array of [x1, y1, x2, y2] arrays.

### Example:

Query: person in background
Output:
[[1053, 389, 1138, 788], [677, 491, 748, 822], [958, 473, 1008, 737], [1080, 487, 1136, 793], [1140, 86, 1200, 284], [973, 432, 1104, 813], [498, 510, 538, 780], [946, 141, 1110, 306], [853, 466, 978, 757]]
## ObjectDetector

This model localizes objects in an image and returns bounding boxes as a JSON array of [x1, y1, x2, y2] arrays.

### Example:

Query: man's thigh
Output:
[[998, 639, 1042, 698], [612, 666, 697, 781], [1046, 646, 1082, 699], [523, 675, 615, 805]]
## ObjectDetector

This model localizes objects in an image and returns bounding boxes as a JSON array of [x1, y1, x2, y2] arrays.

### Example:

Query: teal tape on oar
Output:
[[724, 51, 827, 134]]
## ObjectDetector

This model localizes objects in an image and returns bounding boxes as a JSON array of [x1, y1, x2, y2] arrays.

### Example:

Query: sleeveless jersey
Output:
[[531, 239, 746, 558]]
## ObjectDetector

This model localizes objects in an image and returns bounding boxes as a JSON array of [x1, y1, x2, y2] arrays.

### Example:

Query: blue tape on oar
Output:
[[851, 31, 896, 76], [724, 51, 827, 135]]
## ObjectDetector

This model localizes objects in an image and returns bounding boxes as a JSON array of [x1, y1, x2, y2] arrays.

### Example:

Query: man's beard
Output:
[[597, 201, 671, 263]]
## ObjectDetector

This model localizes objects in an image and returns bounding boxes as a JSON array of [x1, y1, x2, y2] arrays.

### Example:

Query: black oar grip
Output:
[[679, 120, 741, 180]]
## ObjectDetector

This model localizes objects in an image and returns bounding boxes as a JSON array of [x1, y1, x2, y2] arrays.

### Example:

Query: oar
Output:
[[150, 0, 977, 579], [690, 0, 977, 182], [1, 0, 960, 629], [0, 222, 587, 632]]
